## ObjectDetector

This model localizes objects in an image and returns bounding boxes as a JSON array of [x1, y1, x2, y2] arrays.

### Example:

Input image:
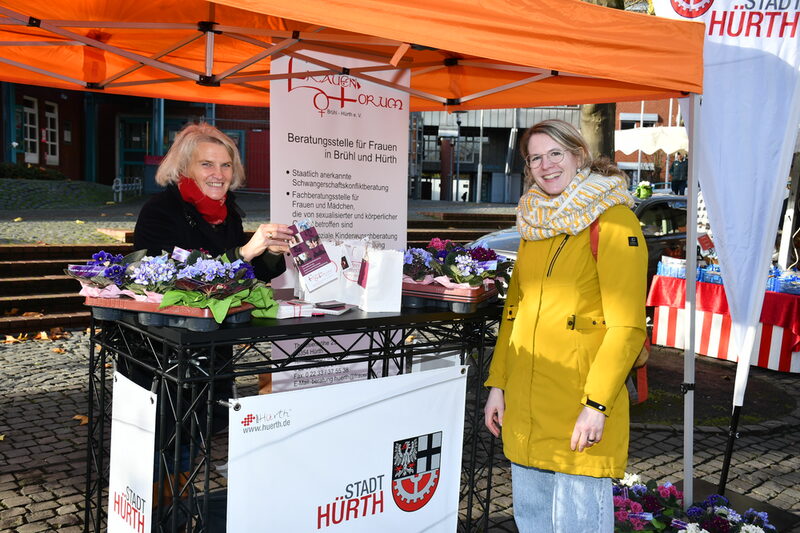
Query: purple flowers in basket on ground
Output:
[[612, 474, 777, 533]]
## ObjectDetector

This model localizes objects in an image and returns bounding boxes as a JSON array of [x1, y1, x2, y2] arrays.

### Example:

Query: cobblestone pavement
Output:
[[1, 330, 799, 532]]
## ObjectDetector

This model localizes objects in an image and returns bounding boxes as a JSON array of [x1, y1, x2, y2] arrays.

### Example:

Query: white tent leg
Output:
[[683, 92, 701, 508]]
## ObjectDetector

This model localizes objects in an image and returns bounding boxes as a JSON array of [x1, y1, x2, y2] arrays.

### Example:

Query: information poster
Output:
[[107, 373, 156, 533], [270, 52, 410, 251], [270, 330, 402, 392], [227, 366, 468, 532]]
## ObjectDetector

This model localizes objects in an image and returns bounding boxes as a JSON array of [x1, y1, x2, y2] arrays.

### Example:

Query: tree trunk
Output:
[[580, 103, 616, 160], [579, 0, 624, 159]]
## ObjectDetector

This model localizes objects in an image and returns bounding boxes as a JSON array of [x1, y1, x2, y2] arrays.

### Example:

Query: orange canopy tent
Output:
[[0, 0, 703, 110]]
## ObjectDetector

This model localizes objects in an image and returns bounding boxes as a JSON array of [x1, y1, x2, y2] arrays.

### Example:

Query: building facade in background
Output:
[[1, 81, 680, 202]]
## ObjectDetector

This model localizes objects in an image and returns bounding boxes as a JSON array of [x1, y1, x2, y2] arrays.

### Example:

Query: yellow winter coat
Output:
[[485, 205, 647, 478]]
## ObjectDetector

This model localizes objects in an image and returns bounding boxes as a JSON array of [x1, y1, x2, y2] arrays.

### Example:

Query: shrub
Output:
[[0, 162, 68, 181]]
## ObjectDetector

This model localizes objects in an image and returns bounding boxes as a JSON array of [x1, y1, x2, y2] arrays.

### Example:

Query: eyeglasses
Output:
[[525, 149, 565, 169]]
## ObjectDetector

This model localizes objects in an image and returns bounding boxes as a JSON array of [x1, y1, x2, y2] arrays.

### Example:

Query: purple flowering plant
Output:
[[613, 475, 683, 532], [65, 249, 146, 288], [613, 475, 777, 533], [158, 249, 268, 323], [424, 238, 512, 291], [403, 248, 434, 281]]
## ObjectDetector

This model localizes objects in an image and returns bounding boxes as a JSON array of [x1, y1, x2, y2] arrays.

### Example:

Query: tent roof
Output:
[[0, 0, 703, 110]]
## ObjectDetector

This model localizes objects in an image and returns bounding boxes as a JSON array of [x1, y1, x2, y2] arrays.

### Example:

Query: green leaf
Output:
[[206, 297, 233, 323]]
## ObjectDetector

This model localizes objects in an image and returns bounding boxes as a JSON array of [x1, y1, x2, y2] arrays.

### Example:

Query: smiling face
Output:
[[187, 142, 233, 201], [526, 133, 581, 198]]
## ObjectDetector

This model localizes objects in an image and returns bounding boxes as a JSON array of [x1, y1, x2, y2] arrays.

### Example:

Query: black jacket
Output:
[[133, 185, 286, 282]]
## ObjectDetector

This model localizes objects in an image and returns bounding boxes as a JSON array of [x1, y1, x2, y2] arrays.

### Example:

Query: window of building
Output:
[[44, 101, 59, 165], [23, 97, 38, 164], [619, 112, 659, 130]]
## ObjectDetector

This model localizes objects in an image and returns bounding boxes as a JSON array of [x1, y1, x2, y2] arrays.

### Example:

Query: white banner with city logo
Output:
[[106, 372, 156, 533], [226, 366, 468, 531]]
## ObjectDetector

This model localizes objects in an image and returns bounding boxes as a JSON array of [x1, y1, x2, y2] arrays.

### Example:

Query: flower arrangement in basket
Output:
[[613, 474, 777, 533], [66, 248, 278, 323], [403, 238, 512, 296]]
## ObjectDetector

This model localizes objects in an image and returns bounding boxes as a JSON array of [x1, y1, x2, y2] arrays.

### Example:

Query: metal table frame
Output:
[[84, 306, 502, 532]]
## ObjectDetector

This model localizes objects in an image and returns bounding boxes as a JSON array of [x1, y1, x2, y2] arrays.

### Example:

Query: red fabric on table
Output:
[[646, 275, 800, 353], [645, 275, 729, 314], [761, 290, 800, 353]]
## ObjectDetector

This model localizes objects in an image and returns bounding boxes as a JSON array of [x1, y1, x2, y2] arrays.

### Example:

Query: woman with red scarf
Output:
[[134, 122, 291, 281]]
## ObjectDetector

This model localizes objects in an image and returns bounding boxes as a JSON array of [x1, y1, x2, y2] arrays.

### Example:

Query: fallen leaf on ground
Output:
[[75, 220, 85, 224], [52, 347, 66, 354], [22, 312, 43, 317], [100, 213, 107, 217], [3, 335, 20, 344], [33, 331, 49, 341], [12, 217, 23, 222], [0, 435, 4, 441], [3, 308, 19, 316], [105, 201, 115, 205], [49, 327, 68, 339], [73, 415, 89, 426], [125, 213, 134, 216], [105, 362, 113, 368]]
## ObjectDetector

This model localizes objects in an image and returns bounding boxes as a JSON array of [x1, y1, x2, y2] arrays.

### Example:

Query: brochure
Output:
[[287, 219, 338, 292]]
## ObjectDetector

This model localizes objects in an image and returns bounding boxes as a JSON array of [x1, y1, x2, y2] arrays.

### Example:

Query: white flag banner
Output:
[[107, 372, 156, 533], [227, 366, 468, 532], [654, 0, 800, 405]]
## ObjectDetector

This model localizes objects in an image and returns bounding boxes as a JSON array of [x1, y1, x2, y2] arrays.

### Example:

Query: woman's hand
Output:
[[484, 387, 505, 438], [240, 223, 292, 261], [570, 406, 606, 452]]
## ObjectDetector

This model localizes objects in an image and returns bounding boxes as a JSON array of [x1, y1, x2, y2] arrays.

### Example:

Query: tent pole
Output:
[[682, 93, 701, 508], [717, 406, 742, 495]]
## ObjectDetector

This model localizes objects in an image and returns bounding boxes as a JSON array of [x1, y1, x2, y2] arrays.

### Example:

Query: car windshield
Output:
[[474, 233, 520, 252]]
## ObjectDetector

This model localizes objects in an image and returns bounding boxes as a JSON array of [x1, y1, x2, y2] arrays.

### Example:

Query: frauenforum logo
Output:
[[287, 57, 405, 117]]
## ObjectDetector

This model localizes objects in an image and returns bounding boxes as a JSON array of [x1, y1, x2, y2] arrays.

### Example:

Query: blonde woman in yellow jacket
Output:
[[484, 120, 647, 533]]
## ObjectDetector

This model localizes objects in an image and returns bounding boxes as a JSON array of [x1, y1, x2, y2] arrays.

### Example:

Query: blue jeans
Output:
[[511, 463, 613, 533]]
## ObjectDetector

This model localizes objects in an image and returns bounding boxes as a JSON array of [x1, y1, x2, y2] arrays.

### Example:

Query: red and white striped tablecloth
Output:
[[648, 276, 800, 373]]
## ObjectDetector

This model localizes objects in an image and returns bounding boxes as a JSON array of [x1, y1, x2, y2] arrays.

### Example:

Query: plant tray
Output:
[[401, 282, 498, 313], [84, 297, 253, 332]]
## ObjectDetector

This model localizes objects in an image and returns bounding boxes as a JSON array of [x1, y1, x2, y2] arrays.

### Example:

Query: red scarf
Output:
[[178, 176, 228, 225]]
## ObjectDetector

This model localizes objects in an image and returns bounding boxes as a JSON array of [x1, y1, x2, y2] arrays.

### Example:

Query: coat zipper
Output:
[[546, 235, 570, 277]]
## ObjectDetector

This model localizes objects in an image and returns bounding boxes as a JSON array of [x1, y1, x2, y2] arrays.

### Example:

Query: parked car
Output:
[[467, 194, 688, 283]]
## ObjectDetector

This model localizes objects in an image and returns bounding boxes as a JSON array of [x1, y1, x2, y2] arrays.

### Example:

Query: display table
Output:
[[83, 305, 502, 533], [647, 275, 800, 373]]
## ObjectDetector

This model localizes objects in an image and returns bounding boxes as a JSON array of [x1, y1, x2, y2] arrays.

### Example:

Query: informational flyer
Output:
[[270, 51, 410, 251], [288, 219, 337, 291]]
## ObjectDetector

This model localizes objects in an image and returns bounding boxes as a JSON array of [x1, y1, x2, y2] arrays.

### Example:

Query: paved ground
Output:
[[1, 332, 799, 532], [1, 189, 799, 531]]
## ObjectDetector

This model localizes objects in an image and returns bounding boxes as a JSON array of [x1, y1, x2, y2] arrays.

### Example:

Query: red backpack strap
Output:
[[589, 219, 600, 262]]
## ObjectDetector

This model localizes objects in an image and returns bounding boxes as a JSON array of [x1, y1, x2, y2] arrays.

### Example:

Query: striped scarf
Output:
[[517, 169, 634, 241]]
